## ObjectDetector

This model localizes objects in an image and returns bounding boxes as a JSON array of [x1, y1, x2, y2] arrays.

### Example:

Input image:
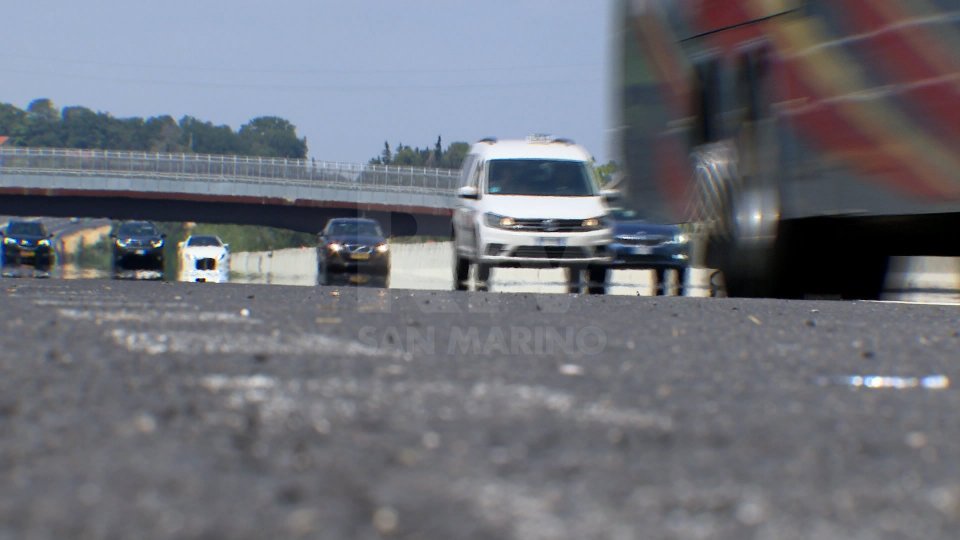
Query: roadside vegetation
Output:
[[0, 98, 307, 158]]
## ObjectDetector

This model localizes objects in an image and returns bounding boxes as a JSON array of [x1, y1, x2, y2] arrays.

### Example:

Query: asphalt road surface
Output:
[[2, 278, 959, 539]]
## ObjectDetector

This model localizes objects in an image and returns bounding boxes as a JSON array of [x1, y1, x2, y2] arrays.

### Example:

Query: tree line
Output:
[[370, 136, 468, 170], [0, 98, 488, 171], [0, 98, 307, 159]]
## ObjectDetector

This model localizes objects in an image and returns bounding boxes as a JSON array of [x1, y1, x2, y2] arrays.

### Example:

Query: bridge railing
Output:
[[0, 147, 461, 195]]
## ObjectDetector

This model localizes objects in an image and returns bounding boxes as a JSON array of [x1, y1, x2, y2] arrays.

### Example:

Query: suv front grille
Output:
[[511, 246, 590, 259], [510, 218, 594, 233]]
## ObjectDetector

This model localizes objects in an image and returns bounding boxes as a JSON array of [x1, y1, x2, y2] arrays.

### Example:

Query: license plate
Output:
[[350, 253, 370, 260], [536, 237, 566, 247], [135, 249, 146, 255], [20, 251, 34, 258], [631, 245, 653, 255], [349, 275, 369, 284]]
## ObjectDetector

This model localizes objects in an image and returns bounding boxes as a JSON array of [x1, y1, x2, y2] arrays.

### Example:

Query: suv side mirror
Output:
[[457, 186, 479, 200], [223, 244, 230, 251], [161, 233, 167, 239], [601, 189, 621, 203]]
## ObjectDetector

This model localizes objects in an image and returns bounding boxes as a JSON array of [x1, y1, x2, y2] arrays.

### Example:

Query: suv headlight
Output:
[[674, 233, 689, 244], [581, 216, 608, 230], [3, 237, 16, 245], [375, 243, 389, 253], [151, 239, 164, 248], [116, 239, 129, 248], [38, 239, 51, 247], [484, 213, 517, 229]]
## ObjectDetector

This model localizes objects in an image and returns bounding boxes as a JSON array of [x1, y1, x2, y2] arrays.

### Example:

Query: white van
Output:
[[451, 136, 615, 293]]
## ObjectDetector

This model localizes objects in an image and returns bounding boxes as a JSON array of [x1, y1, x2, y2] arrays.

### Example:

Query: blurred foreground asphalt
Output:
[[1, 279, 959, 539]]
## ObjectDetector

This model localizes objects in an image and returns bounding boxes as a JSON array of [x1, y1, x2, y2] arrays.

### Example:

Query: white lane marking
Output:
[[36, 299, 190, 309], [194, 375, 673, 432], [58, 308, 260, 324], [111, 328, 402, 359]]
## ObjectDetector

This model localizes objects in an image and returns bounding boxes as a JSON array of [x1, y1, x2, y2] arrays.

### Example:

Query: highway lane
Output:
[[1, 279, 959, 539]]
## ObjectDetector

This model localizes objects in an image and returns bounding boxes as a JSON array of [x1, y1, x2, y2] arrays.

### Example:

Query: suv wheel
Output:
[[587, 266, 608, 295], [475, 263, 491, 291], [453, 247, 469, 291], [566, 267, 584, 294]]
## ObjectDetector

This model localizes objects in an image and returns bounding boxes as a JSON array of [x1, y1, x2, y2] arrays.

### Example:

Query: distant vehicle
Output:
[[111, 221, 165, 277], [601, 208, 689, 296], [317, 218, 390, 287], [179, 235, 230, 283], [2, 220, 54, 270], [618, 1, 960, 299], [451, 136, 614, 293]]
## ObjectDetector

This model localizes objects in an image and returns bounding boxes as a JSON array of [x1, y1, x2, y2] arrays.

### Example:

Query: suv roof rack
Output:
[[478, 137, 498, 144]]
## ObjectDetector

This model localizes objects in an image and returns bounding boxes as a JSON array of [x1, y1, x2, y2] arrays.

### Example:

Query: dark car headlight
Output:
[[375, 243, 389, 254]]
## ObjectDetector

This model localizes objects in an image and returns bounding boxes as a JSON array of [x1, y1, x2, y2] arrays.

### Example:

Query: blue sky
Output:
[[2, 1, 616, 164]]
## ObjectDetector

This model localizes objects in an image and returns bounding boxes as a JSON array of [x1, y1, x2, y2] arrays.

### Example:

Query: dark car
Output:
[[317, 218, 390, 286], [603, 208, 690, 295], [111, 221, 166, 276], [2, 220, 54, 269]]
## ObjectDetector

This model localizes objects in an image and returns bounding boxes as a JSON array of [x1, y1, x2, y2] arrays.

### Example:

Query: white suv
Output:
[[451, 136, 614, 292]]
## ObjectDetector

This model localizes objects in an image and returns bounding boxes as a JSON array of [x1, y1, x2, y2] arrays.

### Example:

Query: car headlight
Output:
[[674, 233, 689, 244], [484, 213, 517, 229], [3, 237, 16, 245], [581, 216, 608, 230], [151, 239, 164, 248], [375, 243, 389, 254], [116, 239, 129, 248], [38, 239, 51, 247], [327, 242, 343, 252], [218, 251, 228, 259]]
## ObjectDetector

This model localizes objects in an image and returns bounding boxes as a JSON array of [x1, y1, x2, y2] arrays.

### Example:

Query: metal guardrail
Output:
[[0, 147, 461, 195]]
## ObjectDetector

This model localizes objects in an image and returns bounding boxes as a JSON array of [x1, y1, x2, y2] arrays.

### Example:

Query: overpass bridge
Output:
[[0, 147, 460, 236]]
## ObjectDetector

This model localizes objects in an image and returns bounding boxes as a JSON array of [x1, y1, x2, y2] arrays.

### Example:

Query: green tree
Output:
[[438, 141, 469, 169], [23, 98, 62, 147], [179, 116, 242, 155], [372, 138, 467, 169], [143, 115, 184, 153], [594, 161, 620, 186], [0, 103, 27, 143], [238, 116, 307, 159]]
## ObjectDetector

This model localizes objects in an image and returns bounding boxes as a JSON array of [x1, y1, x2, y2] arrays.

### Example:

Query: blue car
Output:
[[604, 208, 690, 295]]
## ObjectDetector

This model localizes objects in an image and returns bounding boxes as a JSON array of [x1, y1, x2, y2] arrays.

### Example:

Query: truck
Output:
[[617, 0, 960, 299]]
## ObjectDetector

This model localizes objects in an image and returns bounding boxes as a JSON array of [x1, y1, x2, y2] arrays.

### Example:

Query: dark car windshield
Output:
[[117, 222, 158, 237], [609, 208, 642, 221], [487, 159, 598, 197], [326, 220, 383, 237], [187, 236, 223, 247], [6, 222, 46, 236]]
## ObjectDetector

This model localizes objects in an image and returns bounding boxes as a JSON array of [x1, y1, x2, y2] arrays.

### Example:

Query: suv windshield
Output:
[[487, 159, 598, 197], [187, 236, 222, 247], [327, 220, 383, 237], [117, 222, 158, 237], [6, 222, 46, 236]]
